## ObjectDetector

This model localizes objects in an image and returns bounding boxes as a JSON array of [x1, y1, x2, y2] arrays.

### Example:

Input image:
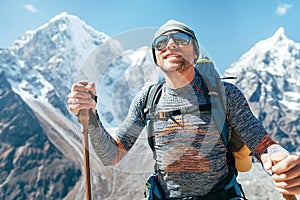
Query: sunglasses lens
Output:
[[153, 32, 191, 50], [173, 32, 191, 45], [153, 35, 168, 50]]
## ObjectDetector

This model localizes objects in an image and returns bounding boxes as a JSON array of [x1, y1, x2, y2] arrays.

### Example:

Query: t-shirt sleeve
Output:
[[224, 82, 276, 159]]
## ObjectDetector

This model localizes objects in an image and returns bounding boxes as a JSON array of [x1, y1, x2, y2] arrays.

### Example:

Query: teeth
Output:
[[167, 54, 180, 58]]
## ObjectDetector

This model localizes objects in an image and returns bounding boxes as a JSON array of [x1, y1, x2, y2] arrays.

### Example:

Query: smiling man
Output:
[[68, 20, 300, 200]]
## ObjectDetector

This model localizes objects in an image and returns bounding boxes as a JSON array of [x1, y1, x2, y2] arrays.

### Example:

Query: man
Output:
[[68, 20, 300, 199]]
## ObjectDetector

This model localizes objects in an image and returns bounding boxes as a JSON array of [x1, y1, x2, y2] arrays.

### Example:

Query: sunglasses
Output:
[[152, 32, 192, 50]]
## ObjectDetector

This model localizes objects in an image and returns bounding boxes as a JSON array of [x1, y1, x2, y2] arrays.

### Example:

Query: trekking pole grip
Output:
[[270, 152, 297, 200], [79, 109, 92, 200]]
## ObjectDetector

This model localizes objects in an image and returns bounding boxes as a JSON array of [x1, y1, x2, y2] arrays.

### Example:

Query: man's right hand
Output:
[[68, 81, 97, 116]]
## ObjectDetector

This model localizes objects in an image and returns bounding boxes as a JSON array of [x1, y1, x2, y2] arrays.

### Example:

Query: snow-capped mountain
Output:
[[1, 12, 110, 117], [1, 11, 160, 125], [224, 27, 300, 152], [0, 12, 158, 199]]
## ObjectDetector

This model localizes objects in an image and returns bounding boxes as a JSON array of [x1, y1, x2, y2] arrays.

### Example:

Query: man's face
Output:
[[154, 31, 197, 73]]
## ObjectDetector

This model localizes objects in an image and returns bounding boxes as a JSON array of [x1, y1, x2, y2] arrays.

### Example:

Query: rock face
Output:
[[0, 72, 81, 199], [0, 12, 299, 199]]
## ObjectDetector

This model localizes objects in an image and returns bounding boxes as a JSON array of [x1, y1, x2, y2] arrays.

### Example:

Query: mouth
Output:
[[164, 53, 182, 59]]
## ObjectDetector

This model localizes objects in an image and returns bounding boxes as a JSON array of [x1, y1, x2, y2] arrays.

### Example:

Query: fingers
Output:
[[274, 175, 300, 189], [272, 156, 300, 181], [68, 102, 93, 115], [85, 82, 96, 96], [68, 81, 97, 115], [274, 180, 300, 195], [271, 155, 300, 195], [272, 155, 300, 174], [71, 81, 94, 92]]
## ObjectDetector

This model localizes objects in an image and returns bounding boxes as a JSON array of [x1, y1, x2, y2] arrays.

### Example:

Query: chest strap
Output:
[[145, 103, 217, 120]]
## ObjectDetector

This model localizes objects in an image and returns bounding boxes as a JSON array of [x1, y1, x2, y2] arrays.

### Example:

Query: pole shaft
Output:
[[80, 109, 92, 200]]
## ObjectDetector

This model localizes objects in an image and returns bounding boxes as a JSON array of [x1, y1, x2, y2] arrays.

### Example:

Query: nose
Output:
[[166, 37, 178, 49]]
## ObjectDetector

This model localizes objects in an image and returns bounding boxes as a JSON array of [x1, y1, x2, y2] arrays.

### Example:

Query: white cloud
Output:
[[23, 4, 38, 13], [275, 3, 293, 16]]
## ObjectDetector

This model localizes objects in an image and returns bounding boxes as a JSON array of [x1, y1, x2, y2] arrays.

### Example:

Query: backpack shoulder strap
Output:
[[196, 58, 230, 146], [196, 59, 250, 173], [143, 81, 165, 152], [143, 82, 165, 119]]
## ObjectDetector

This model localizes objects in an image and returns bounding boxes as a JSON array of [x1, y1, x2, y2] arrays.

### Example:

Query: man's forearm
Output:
[[87, 112, 124, 166]]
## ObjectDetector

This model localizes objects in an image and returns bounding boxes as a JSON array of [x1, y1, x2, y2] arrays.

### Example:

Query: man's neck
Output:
[[164, 67, 195, 89]]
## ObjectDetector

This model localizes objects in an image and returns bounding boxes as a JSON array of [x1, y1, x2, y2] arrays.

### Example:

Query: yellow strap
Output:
[[196, 58, 212, 64]]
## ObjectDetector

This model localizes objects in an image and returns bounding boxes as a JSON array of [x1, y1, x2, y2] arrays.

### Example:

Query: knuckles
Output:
[[68, 81, 97, 116]]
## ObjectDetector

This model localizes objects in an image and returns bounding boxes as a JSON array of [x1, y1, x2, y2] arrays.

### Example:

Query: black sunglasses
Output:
[[152, 32, 192, 50]]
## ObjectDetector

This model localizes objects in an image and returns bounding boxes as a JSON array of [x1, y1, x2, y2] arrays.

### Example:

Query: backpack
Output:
[[143, 58, 252, 173]]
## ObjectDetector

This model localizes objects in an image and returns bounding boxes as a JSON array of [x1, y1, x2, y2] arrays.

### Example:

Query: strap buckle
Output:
[[159, 110, 167, 118]]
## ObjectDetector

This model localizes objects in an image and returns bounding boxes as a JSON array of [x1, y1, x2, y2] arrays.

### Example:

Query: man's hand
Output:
[[68, 81, 97, 115], [261, 153, 300, 195]]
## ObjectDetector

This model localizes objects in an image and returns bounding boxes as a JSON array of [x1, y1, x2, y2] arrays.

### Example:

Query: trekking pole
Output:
[[270, 152, 297, 200], [79, 109, 92, 200]]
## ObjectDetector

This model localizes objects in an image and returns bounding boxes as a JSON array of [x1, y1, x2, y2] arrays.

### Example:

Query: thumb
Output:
[[261, 153, 272, 170]]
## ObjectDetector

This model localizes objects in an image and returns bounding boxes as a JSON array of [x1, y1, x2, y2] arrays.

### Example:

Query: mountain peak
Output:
[[9, 12, 91, 49], [50, 11, 69, 20], [48, 12, 81, 25], [275, 27, 285, 35], [260, 27, 289, 49], [39, 12, 85, 32], [272, 27, 287, 41], [235, 26, 292, 59], [224, 26, 300, 79]]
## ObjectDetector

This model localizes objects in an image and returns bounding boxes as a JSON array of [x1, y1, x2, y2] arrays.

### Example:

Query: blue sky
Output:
[[0, 0, 299, 73]]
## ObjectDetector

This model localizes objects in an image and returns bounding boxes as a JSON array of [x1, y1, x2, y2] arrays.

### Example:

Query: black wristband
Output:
[[89, 109, 99, 127], [89, 92, 97, 103]]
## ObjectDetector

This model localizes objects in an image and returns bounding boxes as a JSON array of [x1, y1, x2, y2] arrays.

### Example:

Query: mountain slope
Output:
[[0, 72, 81, 199]]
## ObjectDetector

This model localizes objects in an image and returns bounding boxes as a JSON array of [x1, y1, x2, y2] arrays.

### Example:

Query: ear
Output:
[[193, 52, 198, 64], [194, 53, 198, 59]]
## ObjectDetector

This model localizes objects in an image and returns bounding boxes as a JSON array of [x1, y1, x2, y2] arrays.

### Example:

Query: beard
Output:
[[160, 59, 194, 74]]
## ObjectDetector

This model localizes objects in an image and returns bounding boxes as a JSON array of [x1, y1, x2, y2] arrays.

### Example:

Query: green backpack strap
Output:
[[196, 58, 249, 174], [195, 58, 229, 146]]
